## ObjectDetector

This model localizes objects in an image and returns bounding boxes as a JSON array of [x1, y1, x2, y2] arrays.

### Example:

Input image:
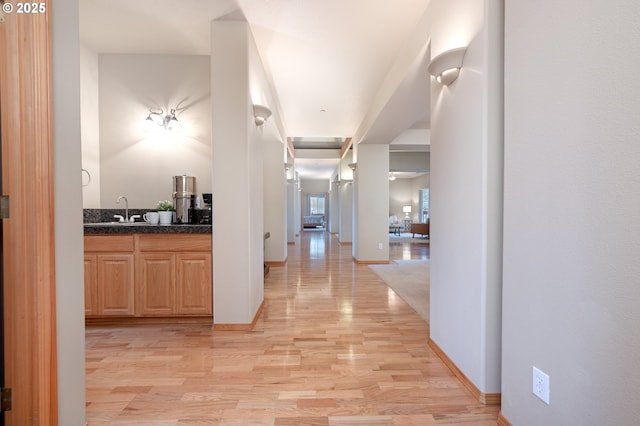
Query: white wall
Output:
[[211, 17, 281, 324], [98, 54, 212, 208], [338, 152, 354, 243], [502, 1, 640, 424], [389, 152, 430, 173], [211, 21, 255, 324], [286, 161, 299, 242], [286, 156, 298, 242], [248, 33, 268, 314], [260, 90, 287, 262], [389, 174, 429, 223], [80, 43, 101, 208], [353, 144, 389, 262], [294, 180, 302, 236], [338, 182, 353, 244], [286, 182, 298, 242], [340, 150, 354, 181], [301, 178, 330, 194], [329, 175, 340, 233], [52, 0, 86, 423], [263, 134, 287, 263], [255, 22, 288, 264], [389, 179, 413, 220], [428, 0, 503, 395]]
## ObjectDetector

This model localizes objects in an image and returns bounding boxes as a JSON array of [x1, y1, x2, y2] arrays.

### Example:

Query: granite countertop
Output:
[[83, 208, 211, 234], [83, 222, 212, 234]]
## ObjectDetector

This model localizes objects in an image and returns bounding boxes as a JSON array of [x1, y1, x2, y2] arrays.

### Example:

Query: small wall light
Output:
[[403, 205, 412, 220], [428, 47, 467, 86], [145, 108, 181, 131], [253, 104, 272, 126]]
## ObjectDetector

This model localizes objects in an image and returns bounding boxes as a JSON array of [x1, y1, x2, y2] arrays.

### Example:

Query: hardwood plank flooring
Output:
[[86, 230, 497, 425], [388, 235, 429, 261]]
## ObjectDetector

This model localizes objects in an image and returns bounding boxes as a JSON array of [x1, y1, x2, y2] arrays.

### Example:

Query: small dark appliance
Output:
[[192, 193, 212, 224]]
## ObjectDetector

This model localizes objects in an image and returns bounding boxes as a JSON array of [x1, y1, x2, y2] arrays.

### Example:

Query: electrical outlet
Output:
[[532, 366, 550, 404], [378, 242, 383, 249]]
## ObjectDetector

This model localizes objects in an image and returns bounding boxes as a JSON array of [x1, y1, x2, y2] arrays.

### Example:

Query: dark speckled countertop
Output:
[[83, 223, 212, 235], [83, 208, 211, 234]]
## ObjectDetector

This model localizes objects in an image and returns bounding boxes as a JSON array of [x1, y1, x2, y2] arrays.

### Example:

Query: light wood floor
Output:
[[86, 231, 498, 425]]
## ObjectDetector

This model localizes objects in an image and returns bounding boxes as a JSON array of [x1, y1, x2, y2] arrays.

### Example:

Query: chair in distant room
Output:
[[389, 215, 403, 236], [410, 221, 429, 238]]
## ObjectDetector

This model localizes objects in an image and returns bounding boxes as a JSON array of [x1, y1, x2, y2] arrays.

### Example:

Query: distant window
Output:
[[419, 188, 429, 222], [309, 195, 325, 215]]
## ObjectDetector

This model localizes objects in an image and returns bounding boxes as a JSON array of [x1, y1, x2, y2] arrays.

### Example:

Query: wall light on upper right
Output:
[[253, 104, 272, 126], [428, 47, 467, 86]]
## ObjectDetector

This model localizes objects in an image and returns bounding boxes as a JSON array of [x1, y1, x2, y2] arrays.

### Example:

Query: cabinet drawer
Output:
[[84, 235, 134, 252], [136, 234, 212, 252]]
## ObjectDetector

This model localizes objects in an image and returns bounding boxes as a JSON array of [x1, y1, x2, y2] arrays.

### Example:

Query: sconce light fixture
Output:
[[145, 108, 181, 131], [389, 172, 396, 181], [253, 104, 272, 126], [403, 205, 412, 220], [348, 163, 357, 171], [428, 47, 467, 86]]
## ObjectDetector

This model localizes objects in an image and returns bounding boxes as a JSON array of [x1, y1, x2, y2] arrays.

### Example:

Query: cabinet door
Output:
[[84, 255, 98, 316], [137, 253, 175, 316], [97, 254, 135, 316], [175, 253, 212, 315]]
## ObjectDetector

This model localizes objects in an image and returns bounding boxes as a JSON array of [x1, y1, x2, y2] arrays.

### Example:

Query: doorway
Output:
[[303, 193, 327, 230], [0, 92, 4, 426], [1, 11, 59, 423]]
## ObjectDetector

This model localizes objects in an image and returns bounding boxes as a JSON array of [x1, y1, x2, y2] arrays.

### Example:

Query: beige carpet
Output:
[[388, 233, 430, 244], [369, 259, 429, 322]]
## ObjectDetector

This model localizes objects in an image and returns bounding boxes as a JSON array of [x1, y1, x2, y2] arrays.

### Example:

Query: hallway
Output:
[[85, 231, 498, 425]]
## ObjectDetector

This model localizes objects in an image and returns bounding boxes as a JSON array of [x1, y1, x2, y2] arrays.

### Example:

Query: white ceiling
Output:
[[79, 0, 431, 178]]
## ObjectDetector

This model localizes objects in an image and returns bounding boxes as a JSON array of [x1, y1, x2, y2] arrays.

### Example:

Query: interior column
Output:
[[210, 18, 264, 326], [353, 144, 389, 263], [338, 152, 353, 244]]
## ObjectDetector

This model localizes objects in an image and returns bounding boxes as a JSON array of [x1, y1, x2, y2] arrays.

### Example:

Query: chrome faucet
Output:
[[116, 195, 129, 222]]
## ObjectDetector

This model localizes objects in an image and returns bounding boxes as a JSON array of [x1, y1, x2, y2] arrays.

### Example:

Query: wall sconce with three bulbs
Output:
[[428, 47, 467, 86], [144, 108, 181, 131]]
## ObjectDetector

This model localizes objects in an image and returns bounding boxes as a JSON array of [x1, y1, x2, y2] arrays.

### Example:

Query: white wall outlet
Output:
[[378, 242, 383, 249], [532, 366, 550, 404]]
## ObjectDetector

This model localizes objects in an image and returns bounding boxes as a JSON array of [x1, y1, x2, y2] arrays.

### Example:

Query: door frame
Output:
[[0, 66, 4, 426], [0, 3, 59, 424], [302, 192, 328, 230]]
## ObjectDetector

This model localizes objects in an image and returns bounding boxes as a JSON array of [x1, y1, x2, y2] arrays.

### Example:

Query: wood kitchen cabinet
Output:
[[136, 235, 212, 316], [137, 253, 175, 316], [176, 253, 213, 315], [83, 233, 212, 321], [84, 236, 135, 317]]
